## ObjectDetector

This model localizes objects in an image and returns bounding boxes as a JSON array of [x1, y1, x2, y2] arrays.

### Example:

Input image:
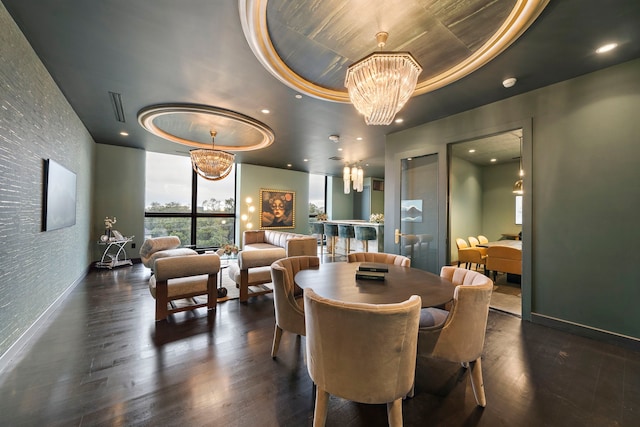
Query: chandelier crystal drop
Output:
[[345, 32, 422, 126], [190, 130, 235, 181]]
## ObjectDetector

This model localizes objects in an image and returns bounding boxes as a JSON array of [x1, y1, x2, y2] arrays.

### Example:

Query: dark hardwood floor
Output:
[[1, 261, 639, 426]]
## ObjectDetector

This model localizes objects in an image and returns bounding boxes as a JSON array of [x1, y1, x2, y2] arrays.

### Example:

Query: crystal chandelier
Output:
[[190, 130, 235, 181], [345, 32, 422, 125], [343, 164, 364, 194]]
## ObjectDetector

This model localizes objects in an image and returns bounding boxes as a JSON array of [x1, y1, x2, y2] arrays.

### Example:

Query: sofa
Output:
[[229, 230, 317, 302], [139, 236, 198, 270]]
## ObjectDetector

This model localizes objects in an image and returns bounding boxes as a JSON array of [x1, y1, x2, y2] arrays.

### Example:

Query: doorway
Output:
[[448, 129, 523, 316]]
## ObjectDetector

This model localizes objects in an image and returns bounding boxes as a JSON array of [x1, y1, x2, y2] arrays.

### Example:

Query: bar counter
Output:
[[323, 220, 384, 253]]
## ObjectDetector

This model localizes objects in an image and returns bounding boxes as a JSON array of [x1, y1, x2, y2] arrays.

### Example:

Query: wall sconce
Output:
[[241, 196, 255, 229]]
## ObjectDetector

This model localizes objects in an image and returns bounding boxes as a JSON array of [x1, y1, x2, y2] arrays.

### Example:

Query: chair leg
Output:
[[313, 387, 330, 427], [387, 398, 403, 427], [271, 324, 283, 358], [469, 357, 487, 407]]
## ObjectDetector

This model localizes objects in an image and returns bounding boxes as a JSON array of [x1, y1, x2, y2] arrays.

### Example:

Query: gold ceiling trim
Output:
[[240, 0, 550, 102], [137, 104, 274, 151]]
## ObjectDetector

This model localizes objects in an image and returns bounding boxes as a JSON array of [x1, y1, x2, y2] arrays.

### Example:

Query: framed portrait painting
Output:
[[260, 189, 295, 229]]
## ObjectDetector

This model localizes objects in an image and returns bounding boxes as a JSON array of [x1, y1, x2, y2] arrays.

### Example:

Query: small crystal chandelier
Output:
[[345, 32, 422, 125], [190, 130, 235, 181], [343, 164, 364, 194]]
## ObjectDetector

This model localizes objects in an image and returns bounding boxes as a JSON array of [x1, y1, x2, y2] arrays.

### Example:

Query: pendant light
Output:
[[513, 136, 524, 194]]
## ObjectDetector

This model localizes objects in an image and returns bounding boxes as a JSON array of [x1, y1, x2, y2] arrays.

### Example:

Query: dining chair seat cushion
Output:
[[419, 307, 449, 329]]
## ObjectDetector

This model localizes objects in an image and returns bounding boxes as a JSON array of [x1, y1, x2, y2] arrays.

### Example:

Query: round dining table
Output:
[[295, 262, 455, 308]]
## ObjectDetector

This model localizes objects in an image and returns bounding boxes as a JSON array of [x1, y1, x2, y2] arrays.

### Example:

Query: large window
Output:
[[144, 152, 236, 249], [309, 174, 326, 217]]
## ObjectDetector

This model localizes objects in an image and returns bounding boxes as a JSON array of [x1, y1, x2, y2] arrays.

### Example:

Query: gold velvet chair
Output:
[[304, 288, 421, 427], [416, 266, 493, 407], [347, 252, 411, 267], [455, 237, 487, 272], [485, 245, 522, 281], [269, 256, 320, 358]]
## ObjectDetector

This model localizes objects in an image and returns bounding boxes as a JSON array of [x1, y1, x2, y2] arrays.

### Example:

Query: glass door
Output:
[[398, 154, 439, 273]]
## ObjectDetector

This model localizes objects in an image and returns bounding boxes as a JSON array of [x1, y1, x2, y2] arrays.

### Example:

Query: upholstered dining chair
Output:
[[416, 266, 493, 407], [304, 288, 421, 427], [269, 256, 320, 358], [455, 238, 487, 272], [347, 252, 411, 267], [485, 245, 522, 281]]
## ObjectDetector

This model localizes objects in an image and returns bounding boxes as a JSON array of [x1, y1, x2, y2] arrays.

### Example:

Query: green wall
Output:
[[386, 58, 640, 339], [482, 162, 522, 242], [236, 164, 311, 244], [92, 144, 146, 261]]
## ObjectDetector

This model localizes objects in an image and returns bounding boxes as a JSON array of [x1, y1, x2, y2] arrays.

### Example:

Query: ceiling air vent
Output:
[[109, 91, 126, 123], [329, 156, 343, 161]]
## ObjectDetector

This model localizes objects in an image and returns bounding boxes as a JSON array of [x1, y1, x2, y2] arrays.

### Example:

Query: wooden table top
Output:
[[295, 262, 455, 308]]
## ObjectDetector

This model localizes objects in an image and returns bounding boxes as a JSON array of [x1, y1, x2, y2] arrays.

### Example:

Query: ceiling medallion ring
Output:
[[239, 0, 550, 102], [137, 103, 275, 151]]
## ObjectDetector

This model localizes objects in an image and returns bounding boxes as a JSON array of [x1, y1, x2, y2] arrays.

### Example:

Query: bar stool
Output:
[[323, 223, 339, 257], [354, 225, 377, 252], [338, 224, 355, 255], [311, 222, 325, 256]]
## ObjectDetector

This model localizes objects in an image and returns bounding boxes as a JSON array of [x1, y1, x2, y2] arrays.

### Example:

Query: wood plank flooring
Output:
[[1, 261, 639, 426]]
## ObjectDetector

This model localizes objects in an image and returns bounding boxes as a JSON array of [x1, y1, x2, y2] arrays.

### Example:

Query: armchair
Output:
[[148, 253, 220, 321]]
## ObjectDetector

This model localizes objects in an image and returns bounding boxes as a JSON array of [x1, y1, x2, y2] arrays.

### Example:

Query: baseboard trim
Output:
[[0, 266, 90, 375], [531, 313, 640, 352]]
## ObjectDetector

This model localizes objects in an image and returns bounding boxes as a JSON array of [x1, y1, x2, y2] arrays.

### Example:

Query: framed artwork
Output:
[[260, 189, 295, 229], [401, 199, 423, 222], [43, 159, 77, 231]]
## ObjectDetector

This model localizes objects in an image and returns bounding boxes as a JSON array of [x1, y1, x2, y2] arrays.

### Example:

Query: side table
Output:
[[217, 253, 239, 298], [96, 238, 133, 269]]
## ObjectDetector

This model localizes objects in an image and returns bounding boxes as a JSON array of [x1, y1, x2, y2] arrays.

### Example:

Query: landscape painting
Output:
[[401, 199, 423, 222]]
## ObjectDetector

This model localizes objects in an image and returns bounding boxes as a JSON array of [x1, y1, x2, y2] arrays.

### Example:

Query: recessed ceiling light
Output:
[[287, 163, 292, 167], [490, 158, 497, 162], [407, 157, 412, 161], [468, 149, 476, 153], [395, 118, 404, 124], [261, 109, 270, 114], [596, 43, 618, 54], [337, 148, 343, 151], [303, 159, 308, 162], [119, 131, 129, 136], [295, 94, 302, 99], [356, 137, 363, 141]]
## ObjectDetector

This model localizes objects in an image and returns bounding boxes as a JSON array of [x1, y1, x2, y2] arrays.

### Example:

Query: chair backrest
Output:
[[153, 253, 220, 281], [468, 236, 480, 247], [323, 223, 338, 237], [271, 256, 320, 336], [485, 246, 522, 275], [304, 288, 421, 403], [455, 238, 469, 249], [477, 235, 489, 244], [354, 225, 377, 241], [338, 224, 355, 238], [347, 252, 411, 267], [419, 267, 493, 362], [311, 222, 325, 235], [139, 236, 181, 259]]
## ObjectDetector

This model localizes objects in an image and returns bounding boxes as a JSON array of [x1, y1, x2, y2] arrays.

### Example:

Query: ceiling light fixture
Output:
[[513, 136, 524, 194], [343, 163, 364, 194], [345, 32, 422, 126], [503, 77, 517, 88], [596, 43, 618, 54], [190, 130, 235, 181]]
